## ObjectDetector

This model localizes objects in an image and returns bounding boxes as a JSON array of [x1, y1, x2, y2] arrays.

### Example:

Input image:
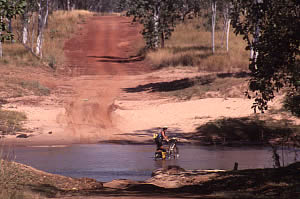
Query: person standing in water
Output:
[[155, 126, 169, 159]]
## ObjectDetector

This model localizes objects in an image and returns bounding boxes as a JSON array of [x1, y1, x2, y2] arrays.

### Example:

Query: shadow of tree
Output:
[[123, 75, 215, 93], [123, 72, 250, 94], [183, 117, 299, 145], [171, 46, 211, 54], [87, 55, 144, 63], [216, 71, 250, 78]]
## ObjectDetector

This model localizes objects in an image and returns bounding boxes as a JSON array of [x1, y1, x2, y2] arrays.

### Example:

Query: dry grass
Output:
[[0, 75, 50, 98], [0, 109, 27, 135], [0, 10, 93, 69], [43, 10, 93, 68], [147, 18, 249, 72]]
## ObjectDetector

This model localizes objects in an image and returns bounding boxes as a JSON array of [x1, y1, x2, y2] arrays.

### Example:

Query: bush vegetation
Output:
[[0, 109, 27, 135], [1, 10, 93, 69], [146, 18, 249, 72]]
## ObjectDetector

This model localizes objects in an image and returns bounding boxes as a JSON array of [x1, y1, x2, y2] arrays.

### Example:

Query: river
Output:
[[2, 144, 299, 182]]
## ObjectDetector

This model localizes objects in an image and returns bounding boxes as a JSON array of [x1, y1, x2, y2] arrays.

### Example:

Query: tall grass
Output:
[[43, 10, 93, 69], [147, 18, 249, 72], [0, 10, 93, 69], [0, 109, 27, 135]]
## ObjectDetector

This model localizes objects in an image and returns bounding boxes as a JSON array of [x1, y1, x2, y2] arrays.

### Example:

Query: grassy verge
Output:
[[43, 10, 93, 69], [0, 10, 93, 100], [0, 10, 93, 69], [146, 18, 249, 72], [0, 109, 27, 135], [0, 76, 50, 98]]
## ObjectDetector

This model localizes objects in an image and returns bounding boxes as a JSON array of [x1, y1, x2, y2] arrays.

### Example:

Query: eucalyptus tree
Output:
[[22, 0, 37, 45], [211, 0, 216, 54], [0, 0, 26, 58], [35, 0, 48, 58], [125, 0, 182, 49], [178, 0, 202, 21], [231, 0, 300, 112], [220, 0, 232, 52]]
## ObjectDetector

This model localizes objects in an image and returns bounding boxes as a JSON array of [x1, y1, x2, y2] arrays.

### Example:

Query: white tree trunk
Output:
[[67, 0, 70, 11], [153, 4, 160, 48], [31, 13, 36, 51], [22, 13, 29, 44], [36, 0, 49, 58], [250, 0, 262, 69], [0, 17, 2, 58], [211, 0, 217, 54], [0, 33, 2, 58], [226, 19, 231, 52]]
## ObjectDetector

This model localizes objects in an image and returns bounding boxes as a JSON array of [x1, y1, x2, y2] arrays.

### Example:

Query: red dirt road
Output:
[[63, 16, 147, 143]]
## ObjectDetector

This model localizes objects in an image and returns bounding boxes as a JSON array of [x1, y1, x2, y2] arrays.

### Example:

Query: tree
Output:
[[35, 0, 49, 57], [220, 0, 232, 52], [231, 0, 300, 112], [211, 0, 216, 54], [125, 0, 182, 49], [0, 0, 26, 58]]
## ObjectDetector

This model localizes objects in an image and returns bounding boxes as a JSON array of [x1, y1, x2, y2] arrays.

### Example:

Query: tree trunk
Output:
[[211, 0, 217, 54], [250, 0, 261, 69], [226, 19, 231, 52], [22, 13, 29, 44], [31, 13, 36, 52], [161, 31, 165, 48], [0, 32, 2, 58], [36, 0, 49, 58], [67, 0, 70, 11], [0, 16, 2, 58], [153, 4, 160, 49]]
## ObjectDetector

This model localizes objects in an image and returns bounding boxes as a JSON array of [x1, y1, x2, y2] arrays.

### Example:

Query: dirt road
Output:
[[63, 16, 148, 143]]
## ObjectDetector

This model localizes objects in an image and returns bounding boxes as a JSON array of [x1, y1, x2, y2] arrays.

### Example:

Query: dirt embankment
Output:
[[2, 160, 300, 199]]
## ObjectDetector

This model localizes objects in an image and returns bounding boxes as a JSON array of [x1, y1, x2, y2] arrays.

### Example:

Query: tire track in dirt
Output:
[[63, 16, 147, 143]]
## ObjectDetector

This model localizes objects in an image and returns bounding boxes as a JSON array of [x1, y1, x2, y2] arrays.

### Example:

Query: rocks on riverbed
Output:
[[146, 165, 225, 188]]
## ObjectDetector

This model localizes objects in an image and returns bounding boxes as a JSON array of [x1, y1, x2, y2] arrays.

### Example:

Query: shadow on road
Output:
[[87, 55, 144, 63]]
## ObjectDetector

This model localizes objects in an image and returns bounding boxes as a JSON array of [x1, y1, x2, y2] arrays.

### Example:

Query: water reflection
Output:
[[1, 144, 299, 182]]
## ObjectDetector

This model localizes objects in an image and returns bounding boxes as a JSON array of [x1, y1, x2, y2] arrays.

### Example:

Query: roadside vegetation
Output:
[[146, 18, 249, 72], [1, 10, 93, 69], [0, 109, 27, 136]]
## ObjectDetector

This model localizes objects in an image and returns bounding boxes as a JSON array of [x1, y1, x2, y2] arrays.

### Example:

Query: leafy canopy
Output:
[[0, 0, 27, 41], [231, 0, 300, 113]]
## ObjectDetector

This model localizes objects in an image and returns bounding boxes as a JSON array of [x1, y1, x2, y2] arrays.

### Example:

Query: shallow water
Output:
[[3, 144, 299, 182]]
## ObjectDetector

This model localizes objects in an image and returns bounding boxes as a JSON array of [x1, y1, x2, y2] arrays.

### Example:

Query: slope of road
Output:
[[62, 16, 149, 143]]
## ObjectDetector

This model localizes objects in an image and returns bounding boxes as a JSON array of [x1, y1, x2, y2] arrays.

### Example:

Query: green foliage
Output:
[[231, 0, 300, 113], [0, 0, 27, 42], [125, 0, 185, 49], [284, 91, 300, 117]]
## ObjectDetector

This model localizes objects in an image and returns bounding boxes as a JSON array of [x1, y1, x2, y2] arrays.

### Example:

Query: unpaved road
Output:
[[62, 16, 149, 143]]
